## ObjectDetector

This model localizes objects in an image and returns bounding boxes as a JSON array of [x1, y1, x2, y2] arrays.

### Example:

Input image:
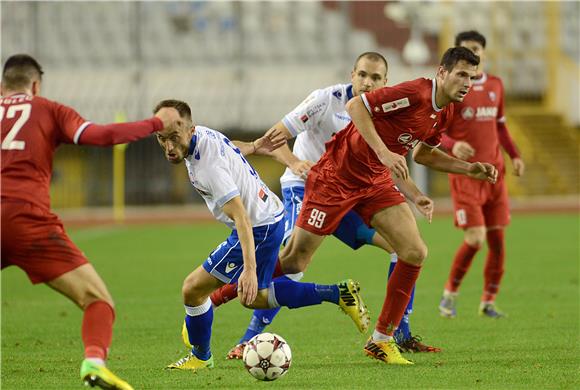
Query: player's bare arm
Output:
[[413, 142, 497, 183], [222, 196, 258, 306], [346, 96, 409, 180], [232, 127, 286, 157]]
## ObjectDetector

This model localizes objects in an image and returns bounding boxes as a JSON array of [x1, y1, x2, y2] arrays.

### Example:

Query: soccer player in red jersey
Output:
[[275, 47, 498, 365], [438, 31, 525, 319], [1, 54, 179, 389]]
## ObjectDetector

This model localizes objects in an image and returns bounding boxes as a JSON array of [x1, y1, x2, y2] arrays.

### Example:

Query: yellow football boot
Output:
[[166, 353, 214, 371], [337, 279, 370, 333], [80, 359, 134, 390], [364, 337, 414, 365]]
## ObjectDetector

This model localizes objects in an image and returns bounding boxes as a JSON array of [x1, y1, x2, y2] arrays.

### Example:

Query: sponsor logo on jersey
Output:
[[397, 132, 420, 150], [398, 133, 413, 144], [476, 106, 498, 120], [306, 102, 326, 117], [488, 91, 497, 101], [258, 187, 269, 202], [332, 90, 342, 99], [300, 114, 309, 123], [381, 97, 410, 113], [334, 113, 350, 122], [461, 106, 475, 120], [225, 262, 238, 273]]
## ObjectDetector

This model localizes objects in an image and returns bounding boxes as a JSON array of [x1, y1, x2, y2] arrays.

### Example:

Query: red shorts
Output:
[[449, 173, 510, 229], [1, 201, 88, 284], [296, 163, 406, 235]]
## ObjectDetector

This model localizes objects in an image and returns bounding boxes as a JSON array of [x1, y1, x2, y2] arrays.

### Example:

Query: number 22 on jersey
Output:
[[1, 103, 31, 150]]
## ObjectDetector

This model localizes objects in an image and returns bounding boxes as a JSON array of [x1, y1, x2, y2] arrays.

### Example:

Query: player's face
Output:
[[459, 40, 485, 73], [440, 60, 478, 103], [351, 58, 387, 96], [156, 120, 194, 164]]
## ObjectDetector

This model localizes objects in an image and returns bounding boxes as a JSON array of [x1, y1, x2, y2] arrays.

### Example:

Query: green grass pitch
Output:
[[2, 213, 579, 389]]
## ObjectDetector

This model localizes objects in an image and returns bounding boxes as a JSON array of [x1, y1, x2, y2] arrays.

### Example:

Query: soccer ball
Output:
[[242, 332, 292, 381]]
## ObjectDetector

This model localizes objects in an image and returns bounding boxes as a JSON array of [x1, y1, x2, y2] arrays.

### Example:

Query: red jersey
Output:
[[323, 78, 453, 184], [1, 93, 163, 210], [441, 73, 512, 171], [1, 94, 90, 210]]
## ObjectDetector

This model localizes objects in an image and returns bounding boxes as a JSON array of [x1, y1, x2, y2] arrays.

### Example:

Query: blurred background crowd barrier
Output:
[[2, 1, 578, 216]]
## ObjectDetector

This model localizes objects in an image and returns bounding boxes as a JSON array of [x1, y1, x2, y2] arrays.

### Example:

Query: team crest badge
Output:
[[488, 91, 496, 102]]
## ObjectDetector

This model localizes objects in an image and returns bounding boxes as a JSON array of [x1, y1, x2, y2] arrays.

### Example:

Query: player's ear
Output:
[[31, 80, 41, 96]]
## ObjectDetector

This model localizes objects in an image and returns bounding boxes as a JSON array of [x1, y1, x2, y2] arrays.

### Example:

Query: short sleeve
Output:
[[282, 88, 329, 137], [361, 83, 418, 118], [197, 159, 240, 207], [52, 101, 91, 144]]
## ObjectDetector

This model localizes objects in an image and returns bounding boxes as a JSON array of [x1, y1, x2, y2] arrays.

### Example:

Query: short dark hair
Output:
[[153, 99, 192, 121], [354, 51, 388, 74], [455, 30, 486, 48], [440, 47, 480, 71], [2, 54, 44, 90]]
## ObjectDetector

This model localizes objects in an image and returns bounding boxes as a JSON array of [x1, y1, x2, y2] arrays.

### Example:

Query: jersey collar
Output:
[[188, 133, 197, 158], [346, 84, 354, 100], [431, 78, 442, 112]]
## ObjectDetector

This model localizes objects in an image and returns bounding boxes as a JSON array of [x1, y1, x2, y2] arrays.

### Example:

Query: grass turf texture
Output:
[[2, 214, 579, 389]]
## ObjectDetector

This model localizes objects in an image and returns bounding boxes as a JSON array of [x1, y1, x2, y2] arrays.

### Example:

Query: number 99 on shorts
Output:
[[307, 208, 326, 229]]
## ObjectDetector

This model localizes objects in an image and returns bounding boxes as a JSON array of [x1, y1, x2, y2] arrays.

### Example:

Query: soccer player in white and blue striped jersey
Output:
[[219, 52, 440, 356], [153, 100, 370, 371]]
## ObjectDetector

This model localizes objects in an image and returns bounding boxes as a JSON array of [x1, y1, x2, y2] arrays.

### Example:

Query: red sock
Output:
[[210, 283, 238, 307], [376, 260, 421, 336], [272, 259, 284, 278], [482, 229, 505, 302], [210, 259, 284, 307], [445, 242, 480, 292], [82, 301, 115, 360]]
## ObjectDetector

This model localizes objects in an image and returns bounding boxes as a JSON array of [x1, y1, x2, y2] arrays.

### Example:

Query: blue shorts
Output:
[[281, 185, 375, 249], [202, 218, 284, 289]]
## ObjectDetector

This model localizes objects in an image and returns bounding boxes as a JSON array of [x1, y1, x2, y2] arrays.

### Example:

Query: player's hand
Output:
[[452, 141, 475, 160], [512, 158, 525, 176], [413, 195, 434, 223], [237, 268, 258, 306], [290, 160, 315, 179], [253, 128, 287, 155], [467, 162, 498, 183], [155, 107, 182, 129], [378, 150, 409, 180]]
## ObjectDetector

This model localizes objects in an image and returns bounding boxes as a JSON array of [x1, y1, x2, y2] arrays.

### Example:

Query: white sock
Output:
[[85, 357, 105, 366], [372, 329, 393, 342], [443, 289, 458, 297]]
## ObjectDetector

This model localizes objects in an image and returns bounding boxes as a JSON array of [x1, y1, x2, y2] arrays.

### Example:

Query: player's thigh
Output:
[[47, 263, 113, 309], [449, 175, 486, 228], [482, 175, 510, 228], [370, 202, 427, 264], [279, 227, 326, 274], [2, 202, 90, 284]]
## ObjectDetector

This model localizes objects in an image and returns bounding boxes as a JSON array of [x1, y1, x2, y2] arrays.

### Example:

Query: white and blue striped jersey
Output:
[[280, 83, 354, 188], [184, 126, 284, 229]]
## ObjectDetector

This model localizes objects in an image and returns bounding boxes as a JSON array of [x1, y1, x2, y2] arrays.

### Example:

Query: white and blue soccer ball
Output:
[[243, 332, 292, 381]]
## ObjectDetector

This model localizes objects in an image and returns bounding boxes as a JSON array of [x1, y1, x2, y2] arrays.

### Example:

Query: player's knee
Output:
[[399, 243, 428, 264], [182, 275, 203, 303], [80, 289, 114, 310], [465, 228, 486, 247]]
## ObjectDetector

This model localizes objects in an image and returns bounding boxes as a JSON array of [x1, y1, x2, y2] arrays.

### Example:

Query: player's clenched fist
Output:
[[378, 149, 409, 180], [467, 162, 498, 183]]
